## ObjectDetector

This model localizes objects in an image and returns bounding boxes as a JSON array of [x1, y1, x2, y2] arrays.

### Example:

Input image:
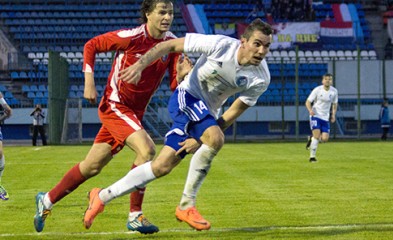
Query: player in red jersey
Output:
[[34, 0, 194, 234]]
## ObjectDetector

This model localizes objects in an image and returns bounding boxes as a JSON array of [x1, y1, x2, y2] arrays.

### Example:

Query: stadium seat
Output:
[[328, 50, 337, 58], [10, 72, 19, 79], [19, 71, 28, 79], [27, 92, 36, 98], [38, 84, 47, 91], [368, 50, 377, 60], [35, 91, 44, 98], [360, 50, 369, 59], [30, 85, 38, 92], [22, 85, 30, 92], [70, 85, 79, 91], [336, 50, 346, 60]]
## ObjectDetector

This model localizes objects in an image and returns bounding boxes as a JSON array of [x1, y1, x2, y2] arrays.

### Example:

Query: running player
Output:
[[83, 18, 273, 231], [0, 92, 12, 200], [305, 73, 338, 162], [34, 0, 193, 234]]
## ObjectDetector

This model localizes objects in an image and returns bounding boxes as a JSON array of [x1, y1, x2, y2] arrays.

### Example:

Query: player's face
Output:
[[240, 30, 272, 66], [146, 2, 174, 38], [322, 76, 333, 87]]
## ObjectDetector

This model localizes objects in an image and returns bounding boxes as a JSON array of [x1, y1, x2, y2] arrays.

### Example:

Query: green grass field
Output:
[[1, 141, 393, 239]]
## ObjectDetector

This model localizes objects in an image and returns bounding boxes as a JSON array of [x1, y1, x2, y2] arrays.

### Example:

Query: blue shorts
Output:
[[165, 88, 218, 158], [309, 116, 330, 133], [0, 127, 2, 141]]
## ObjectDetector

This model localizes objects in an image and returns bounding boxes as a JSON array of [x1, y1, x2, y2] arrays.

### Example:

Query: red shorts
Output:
[[94, 101, 144, 155]]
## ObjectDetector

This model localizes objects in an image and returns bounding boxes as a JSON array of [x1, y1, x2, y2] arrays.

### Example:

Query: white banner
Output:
[[271, 22, 320, 49]]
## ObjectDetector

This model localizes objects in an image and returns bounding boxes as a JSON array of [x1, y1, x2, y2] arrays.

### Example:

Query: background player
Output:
[[305, 73, 338, 162], [34, 0, 194, 234], [83, 18, 273, 231], [0, 92, 12, 200]]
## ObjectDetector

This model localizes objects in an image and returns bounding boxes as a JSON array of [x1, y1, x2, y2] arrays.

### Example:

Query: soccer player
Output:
[[0, 92, 12, 200], [34, 0, 194, 234], [305, 73, 338, 162], [83, 18, 273, 231]]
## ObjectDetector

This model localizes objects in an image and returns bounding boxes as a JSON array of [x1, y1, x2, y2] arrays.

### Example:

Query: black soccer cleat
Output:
[[309, 157, 317, 163]]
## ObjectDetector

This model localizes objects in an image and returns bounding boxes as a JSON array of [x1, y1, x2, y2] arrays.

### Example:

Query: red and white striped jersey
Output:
[[83, 24, 179, 119]]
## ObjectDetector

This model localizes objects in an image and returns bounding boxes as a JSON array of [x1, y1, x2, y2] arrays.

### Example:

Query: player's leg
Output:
[[39, 126, 47, 145], [124, 130, 159, 234], [320, 132, 330, 143], [309, 116, 321, 162], [382, 127, 388, 140], [176, 121, 223, 231], [34, 141, 113, 232], [83, 146, 182, 230], [32, 126, 38, 146], [0, 141, 9, 201]]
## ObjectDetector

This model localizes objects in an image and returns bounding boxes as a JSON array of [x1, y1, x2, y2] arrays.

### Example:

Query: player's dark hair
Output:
[[323, 73, 333, 78], [140, 0, 173, 23], [241, 18, 272, 40]]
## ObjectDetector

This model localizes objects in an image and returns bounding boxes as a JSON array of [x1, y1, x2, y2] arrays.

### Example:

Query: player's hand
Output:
[[176, 138, 201, 156], [309, 110, 315, 116], [84, 83, 97, 104], [176, 55, 193, 83], [119, 63, 143, 84], [330, 115, 336, 123], [84, 72, 98, 104]]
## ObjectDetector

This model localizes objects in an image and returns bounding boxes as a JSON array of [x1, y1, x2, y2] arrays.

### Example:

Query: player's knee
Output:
[[210, 131, 224, 150], [321, 137, 329, 143], [80, 161, 105, 178], [136, 146, 156, 163], [151, 159, 174, 177], [202, 128, 224, 151]]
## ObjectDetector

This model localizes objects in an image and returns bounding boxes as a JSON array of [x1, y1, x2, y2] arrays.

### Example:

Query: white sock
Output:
[[43, 193, 54, 209], [180, 144, 217, 209], [310, 137, 319, 158], [99, 161, 156, 204], [0, 155, 4, 182], [128, 211, 142, 220]]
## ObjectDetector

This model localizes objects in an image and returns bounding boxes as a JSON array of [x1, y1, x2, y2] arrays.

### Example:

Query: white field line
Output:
[[1, 223, 393, 237]]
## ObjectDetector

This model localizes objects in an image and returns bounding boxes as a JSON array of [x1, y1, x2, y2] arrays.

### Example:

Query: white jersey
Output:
[[179, 33, 270, 118], [307, 85, 338, 121]]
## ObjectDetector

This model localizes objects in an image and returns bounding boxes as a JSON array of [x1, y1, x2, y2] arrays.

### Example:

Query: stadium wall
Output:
[[1, 105, 387, 140]]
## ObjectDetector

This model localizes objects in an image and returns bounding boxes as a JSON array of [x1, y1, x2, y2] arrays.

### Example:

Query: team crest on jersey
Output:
[[235, 76, 247, 87]]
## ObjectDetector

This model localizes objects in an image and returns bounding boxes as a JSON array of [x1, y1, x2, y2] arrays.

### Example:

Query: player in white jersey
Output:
[[83, 19, 272, 231], [305, 73, 338, 162], [0, 92, 12, 200]]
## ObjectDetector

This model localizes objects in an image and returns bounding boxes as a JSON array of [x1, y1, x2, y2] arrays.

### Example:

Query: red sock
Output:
[[130, 164, 146, 212], [48, 163, 86, 204]]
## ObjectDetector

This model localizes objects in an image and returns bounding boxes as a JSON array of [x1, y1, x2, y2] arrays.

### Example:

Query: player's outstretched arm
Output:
[[218, 98, 249, 131], [120, 38, 186, 84]]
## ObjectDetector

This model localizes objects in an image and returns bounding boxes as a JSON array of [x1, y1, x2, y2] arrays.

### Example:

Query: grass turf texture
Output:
[[0, 141, 392, 239]]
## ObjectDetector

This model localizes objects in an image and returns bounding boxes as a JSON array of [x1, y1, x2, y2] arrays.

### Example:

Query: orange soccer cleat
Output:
[[175, 206, 211, 231], [83, 188, 105, 229]]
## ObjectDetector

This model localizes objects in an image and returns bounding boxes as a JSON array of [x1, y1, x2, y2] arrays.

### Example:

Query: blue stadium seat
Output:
[[22, 85, 30, 92], [70, 85, 79, 91], [38, 85, 47, 91], [27, 92, 36, 98], [0, 84, 7, 92], [35, 92, 44, 98], [30, 85, 38, 92], [10, 71, 19, 79]]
